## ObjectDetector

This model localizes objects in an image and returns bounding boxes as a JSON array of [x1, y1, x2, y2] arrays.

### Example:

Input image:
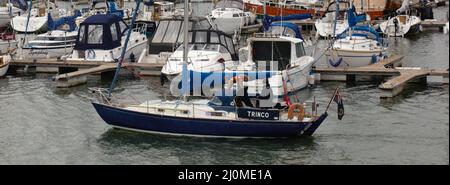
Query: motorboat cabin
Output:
[[65, 14, 148, 62], [161, 29, 238, 77]]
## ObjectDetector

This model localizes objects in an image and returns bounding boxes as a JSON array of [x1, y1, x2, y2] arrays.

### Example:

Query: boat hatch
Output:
[[74, 14, 128, 50]]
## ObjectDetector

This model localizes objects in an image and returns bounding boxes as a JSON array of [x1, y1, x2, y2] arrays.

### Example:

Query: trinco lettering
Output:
[[247, 111, 270, 118]]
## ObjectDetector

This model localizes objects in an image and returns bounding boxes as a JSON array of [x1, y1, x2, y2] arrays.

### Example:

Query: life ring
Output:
[[224, 75, 248, 83], [287, 103, 305, 121]]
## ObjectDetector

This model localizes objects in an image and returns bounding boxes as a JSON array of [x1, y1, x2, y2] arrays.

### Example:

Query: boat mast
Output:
[[332, 0, 339, 37], [182, 0, 190, 100], [108, 0, 142, 97]]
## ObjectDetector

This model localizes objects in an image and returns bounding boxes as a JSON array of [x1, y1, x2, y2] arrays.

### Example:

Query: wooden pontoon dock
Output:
[[313, 55, 449, 98], [9, 59, 164, 88]]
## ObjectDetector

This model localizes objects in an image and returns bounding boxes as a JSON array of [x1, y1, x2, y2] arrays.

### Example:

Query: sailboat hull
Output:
[[92, 102, 328, 138]]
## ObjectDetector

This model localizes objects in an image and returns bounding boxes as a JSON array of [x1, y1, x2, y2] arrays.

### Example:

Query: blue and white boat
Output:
[[91, 0, 331, 138], [64, 14, 148, 62], [325, 3, 388, 69]]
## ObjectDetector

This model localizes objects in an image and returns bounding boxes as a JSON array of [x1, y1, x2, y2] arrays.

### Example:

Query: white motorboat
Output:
[[161, 29, 238, 78], [64, 14, 148, 62], [137, 17, 213, 69], [222, 33, 315, 105], [0, 54, 10, 77], [326, 25, 388, 68], [20, 30, 77, 59], [206, 0, 256, 35], [379, 0, 421, 37]]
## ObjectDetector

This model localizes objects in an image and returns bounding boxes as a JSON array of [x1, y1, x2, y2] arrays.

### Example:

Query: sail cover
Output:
[[7, 0, 28, 10]]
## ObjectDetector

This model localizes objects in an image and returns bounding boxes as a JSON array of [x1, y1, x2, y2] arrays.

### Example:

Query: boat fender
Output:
[[371, 55, 378, 64], [328, 57, 343, 67], [287, 104, 305, 121], [87, 49, 96, 59], [217, 58, 225, 63]]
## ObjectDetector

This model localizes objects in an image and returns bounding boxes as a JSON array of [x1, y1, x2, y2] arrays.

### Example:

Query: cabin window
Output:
[[165, 21, 182, 43], [152, 21, 169, 43], [209, 112, 224, 117], [181, 110, 189, 114], [110, 24, 118, 41], [252, 41, 291, 70], [295, 43, 305, 58], [210, 32, 219, 43], [203, 44, 219, 51], [87, 25, 103, 44], [232, 14, 239, 17], [195, 31, 207, 43], [157, 109, 165, 113], [177, 22, 193, 43], [219, 45, 228, 54], [78, 25, 86, 43], [119, 21, 127, 35], [225, 37, 234, 54]]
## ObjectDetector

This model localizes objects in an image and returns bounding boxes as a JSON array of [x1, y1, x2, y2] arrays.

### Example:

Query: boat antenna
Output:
[[108, 0, 142, 97]]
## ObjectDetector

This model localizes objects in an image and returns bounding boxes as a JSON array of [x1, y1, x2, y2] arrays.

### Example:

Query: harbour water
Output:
[[0, 2, 448, 164]]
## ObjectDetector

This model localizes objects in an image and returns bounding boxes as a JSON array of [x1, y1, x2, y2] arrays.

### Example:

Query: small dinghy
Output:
[[0, 54, 10, 77]]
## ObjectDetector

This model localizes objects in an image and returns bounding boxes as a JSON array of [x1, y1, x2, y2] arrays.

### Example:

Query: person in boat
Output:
[[234, 75, 253, 108]]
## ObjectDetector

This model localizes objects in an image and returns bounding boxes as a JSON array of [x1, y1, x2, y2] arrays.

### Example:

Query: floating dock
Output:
[[314, 55, 449, 98], [10, 59, 164, 88]]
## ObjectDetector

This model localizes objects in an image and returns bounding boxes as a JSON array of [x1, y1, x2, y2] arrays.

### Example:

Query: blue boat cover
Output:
[[47, 10, 82, 32], [74, 14, 127, 50], [11, 0, 28, 11], [337, 25, 382, 42], [346, 5, 367, 27], [107, 1, 125, 18], [263, 13, 312, 31], [144, 0, 155, 6], [270, 22, 304, 40]]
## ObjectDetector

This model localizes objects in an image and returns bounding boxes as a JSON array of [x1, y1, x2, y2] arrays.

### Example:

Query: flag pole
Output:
[[325, 87, 339, 113]]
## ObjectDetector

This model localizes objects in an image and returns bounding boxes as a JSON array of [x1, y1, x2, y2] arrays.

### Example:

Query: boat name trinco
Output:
[[178, 169, 272, 182]]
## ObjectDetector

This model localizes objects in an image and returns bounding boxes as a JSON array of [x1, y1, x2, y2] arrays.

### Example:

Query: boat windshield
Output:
[[252, 41, 291, 70], [176, 44, 220, 52]]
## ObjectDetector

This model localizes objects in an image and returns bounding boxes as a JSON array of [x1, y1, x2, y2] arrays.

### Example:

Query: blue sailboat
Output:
[[91, 0, 332, 138]]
